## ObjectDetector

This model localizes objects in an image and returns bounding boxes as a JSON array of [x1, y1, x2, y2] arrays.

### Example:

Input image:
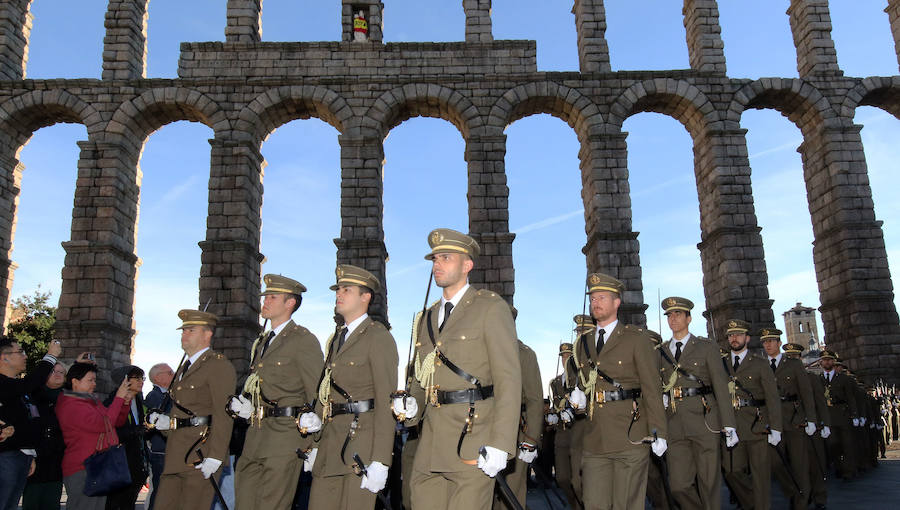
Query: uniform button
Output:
[[331, 363, 336, 368], [436, 341, 442, 347], [277, 362, 282, 366], [349, 361, 355, 366], [460, 336, 466, 340], [176, 386, 182, 391], [190, 385, 195, 389]]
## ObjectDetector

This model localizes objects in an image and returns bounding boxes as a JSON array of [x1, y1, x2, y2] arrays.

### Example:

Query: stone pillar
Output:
[[466, 134, 513, 300], [887, 0, 900, 72], [787, 0, 841, 77], [335, 134, 389, 321], [226, 0, 262, 43], [799, 125, 900, 384], [341, 1, 384, 43], [693, 128, 774, 347], [0, 153, 23, 331], [0, 0, 32, 80], [102, 0, 149, 80], [580, 132, 646, 326], [201, 138, 265, 377], [683, 0, 726, 73], [572, 0, 611, 73], [463, 0, 493, 43], [55, 140, 142, 390]]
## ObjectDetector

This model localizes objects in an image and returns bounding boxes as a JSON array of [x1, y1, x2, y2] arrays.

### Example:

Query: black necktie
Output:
[[733, 356, 740, 373], [596, 329, 606, 354], [259, 330, 275, 359], [674, 342, 683, 362], [179, 359, 192, 380], [439, 302, 454, 332], [771, 358, 777, 372], [336, 327, 348, 352]]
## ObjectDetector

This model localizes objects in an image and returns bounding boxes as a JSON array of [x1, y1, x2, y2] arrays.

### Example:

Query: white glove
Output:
[[517, 443, 538, 463], [303, 448, 318, 472], [477, 446, 508, 478], [559, 409, 574, 423], [820, 426, 831, 439], [195, 458, 222, 479], [228, 395, 253, 420], [805, 421, 817, 436], [724, 427, 739, 448], [360, 461, 389, 493], [650, 437, 667, 457], [869, 423, 876, 430], [298, 412, 322, 433], [545, 413, 559, 425], [391, 396, 418, 420], [852, 418, 861, 427], [662, 394, 669, 409], [768, 429, 782, 446], [569, 388, 587, 410], [860, 416, 867, 426], [148, 412, 170, 431]]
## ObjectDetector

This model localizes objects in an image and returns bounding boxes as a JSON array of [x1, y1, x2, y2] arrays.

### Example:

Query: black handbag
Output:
[[83, 411, 132, 496]]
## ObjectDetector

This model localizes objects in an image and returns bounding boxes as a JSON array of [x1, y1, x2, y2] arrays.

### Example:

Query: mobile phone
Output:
[[86, 352, 95, 362]]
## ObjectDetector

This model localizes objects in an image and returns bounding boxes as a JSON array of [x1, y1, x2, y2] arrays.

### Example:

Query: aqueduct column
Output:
[[683, 0, 727, 74], [887, 0, 900, 72], [581, 132, 646, 326], [787, 0, 841, 77], [200, 138, 265, 375], [226, 0, 262, 43], [463, 0, 493, 43], [0, 0, 31, 80], [466, 133, 514, 299], [693, 128, 774, 343], [572, 0, 611, 73], [102, 0, 149, 80], [55, 140, 142, 378], [335, 134, 389, 321], [0, 153, 23, 329], [799, 125, 900, 381]]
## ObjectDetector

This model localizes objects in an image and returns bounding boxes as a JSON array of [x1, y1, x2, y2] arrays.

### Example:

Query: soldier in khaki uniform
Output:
[[303, 265, 398, 509], [548, 339, 583, 509], [820, 349, 859, 479], [149, 310, 236, 510], [760, 328, 817, 509], [658, 297, 736, 510], [568, 273, 667, 510], [720, 319, 782, 510], [395, 228, 521, 510], [226, 274, 324, 510]]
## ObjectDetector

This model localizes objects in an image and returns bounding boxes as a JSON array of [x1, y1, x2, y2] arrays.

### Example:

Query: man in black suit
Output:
[[144, 363, 175, 510], [104, 364, 150, 510]]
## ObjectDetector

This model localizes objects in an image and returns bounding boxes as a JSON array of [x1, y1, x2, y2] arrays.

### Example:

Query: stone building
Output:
[[0, 0, 898, 385], [783, 302, 821, 354]]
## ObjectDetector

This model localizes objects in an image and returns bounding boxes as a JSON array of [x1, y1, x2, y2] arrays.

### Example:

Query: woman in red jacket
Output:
[[56, 362, 137, 510]]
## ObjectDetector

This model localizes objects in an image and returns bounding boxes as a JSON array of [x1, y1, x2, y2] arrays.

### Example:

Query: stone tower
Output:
[[783, 302, 821, 354]]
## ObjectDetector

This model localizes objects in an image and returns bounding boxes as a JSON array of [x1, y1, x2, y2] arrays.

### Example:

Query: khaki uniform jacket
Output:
[[163, 349, 236, 474], [574, 323, 666, 455], [770, 356, 816, 431], [660, 334, 735, 440], [518, 341, 543, 446], [724, 353, 781, 440], [823, 372, 858, 427], [313, 317, 398, 477], [408, 287, 521, 472], [243, 320, 323, 459], [808, 372, 831, 429]]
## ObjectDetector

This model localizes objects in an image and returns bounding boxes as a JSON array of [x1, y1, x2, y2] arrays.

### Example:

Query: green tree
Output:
[[7, 288, 56, 372]]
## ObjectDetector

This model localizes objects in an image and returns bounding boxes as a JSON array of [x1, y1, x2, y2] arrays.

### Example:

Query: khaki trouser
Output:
[[807, 433, 828, 506], [309, 473, 377, 510], [492, 457, 528, 509], [581, 448, 649, 510], [154, 470, 217, 510], [410, 465, 495, 510], [553, 440, 579, 508], [770, 429, 810, 510], [668, 433, 721, 510], [235, 453, 302, 510], [723, 438, 770, 510]]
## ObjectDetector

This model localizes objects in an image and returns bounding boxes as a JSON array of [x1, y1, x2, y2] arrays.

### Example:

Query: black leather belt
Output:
[[574, 412, 587, 421], [172, 415, 211, 430], [736, 397, 766, 408], [781, 395, 799, 402], [262, 405, 304, 418], [331, 399, 375, 416], [435, 385, 494, 405], [670, 386, 713, 400], [596, 388, 641, 403]]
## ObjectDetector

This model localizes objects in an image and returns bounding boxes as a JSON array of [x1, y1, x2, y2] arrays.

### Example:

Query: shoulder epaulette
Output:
[[476, 288, 499, 298]]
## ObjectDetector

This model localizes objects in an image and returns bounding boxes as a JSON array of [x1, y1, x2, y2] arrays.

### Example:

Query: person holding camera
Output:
[[103, 365, 149, 510]]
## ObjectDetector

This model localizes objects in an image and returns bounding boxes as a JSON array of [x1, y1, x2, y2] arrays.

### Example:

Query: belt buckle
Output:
[[429, 385, 441, 408], [673, 387, 683, 400], [170, 417, 178, 431], [596, 391, 605, 404]]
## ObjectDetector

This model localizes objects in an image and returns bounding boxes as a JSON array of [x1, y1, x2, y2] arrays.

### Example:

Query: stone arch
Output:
[[235, 85, 351, 141], [608, 78, 722, 138], [840, 76, 900, 120], [106, 87, 230, 153], [0, 89, 103, 150], [487, 81, 603, 141], [364, 84, 483, 140], [727, 78, 837, 136]]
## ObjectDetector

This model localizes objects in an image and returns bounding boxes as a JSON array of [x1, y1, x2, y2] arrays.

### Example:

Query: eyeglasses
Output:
[[3, 349, 25, 356], [51, 369, 66, 376], [129, 376, 146, 382]]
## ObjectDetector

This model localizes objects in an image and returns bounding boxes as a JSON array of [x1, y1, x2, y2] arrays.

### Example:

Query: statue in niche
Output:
[[353, 10, 368, 41]]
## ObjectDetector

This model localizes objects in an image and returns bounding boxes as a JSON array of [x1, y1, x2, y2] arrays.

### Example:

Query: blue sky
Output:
[[11, 1, 900, 395]]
